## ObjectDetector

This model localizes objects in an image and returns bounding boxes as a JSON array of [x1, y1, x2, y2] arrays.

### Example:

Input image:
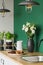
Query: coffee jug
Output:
[[16, 40, 23, 51]]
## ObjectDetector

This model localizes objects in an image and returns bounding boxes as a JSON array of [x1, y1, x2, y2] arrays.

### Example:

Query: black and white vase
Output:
[[27, 38, 34, 52]]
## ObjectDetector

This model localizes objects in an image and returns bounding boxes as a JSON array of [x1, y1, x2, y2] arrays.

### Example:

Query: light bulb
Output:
[[25, 5, 32, 13], [0, 11, 5, 17], [2, 12, 5, 17]]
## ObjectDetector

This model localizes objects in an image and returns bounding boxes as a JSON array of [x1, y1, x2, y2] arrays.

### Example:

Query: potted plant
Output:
[[5, 31, 14, 45]]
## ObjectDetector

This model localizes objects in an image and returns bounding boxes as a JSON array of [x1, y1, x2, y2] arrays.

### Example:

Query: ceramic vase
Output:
[[27, 38, 34, 52]]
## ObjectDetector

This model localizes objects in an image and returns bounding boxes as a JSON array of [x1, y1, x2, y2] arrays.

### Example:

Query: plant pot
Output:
[[6, 40, 12, 45], [27, 38, 34, 52], [6, 39, 12, 50]]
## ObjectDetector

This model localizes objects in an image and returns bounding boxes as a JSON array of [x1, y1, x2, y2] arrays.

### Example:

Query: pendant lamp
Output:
[[0, 0, 10, 17], [18, 0, 40, 6], [18, 0, 40, 13]]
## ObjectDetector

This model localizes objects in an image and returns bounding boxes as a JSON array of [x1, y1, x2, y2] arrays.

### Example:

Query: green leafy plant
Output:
[[5, 31, 14, 40]]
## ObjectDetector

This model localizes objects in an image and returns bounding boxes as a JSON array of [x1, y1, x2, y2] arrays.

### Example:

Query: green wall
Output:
[[14, 0, 43, 52]]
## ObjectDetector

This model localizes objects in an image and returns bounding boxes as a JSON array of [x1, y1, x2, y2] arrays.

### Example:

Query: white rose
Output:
[[31, 30, 35, 34], [25, 27, 28, 32], [22, 24, 26, 30], [26, 22, 30, 27], [30, 25, 36, 30], [30, 26, 34, 30]]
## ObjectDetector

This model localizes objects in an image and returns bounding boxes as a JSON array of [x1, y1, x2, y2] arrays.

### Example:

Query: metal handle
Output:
[[1, 59, 4, 65], [3, 59, 4, 65], [38, 39, 43, 47]]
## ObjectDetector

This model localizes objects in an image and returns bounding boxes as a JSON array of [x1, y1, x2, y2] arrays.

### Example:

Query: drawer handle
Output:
[[3, 60, 4, 65], [1, 59, 2, 63], [1, 59, 4, 65]]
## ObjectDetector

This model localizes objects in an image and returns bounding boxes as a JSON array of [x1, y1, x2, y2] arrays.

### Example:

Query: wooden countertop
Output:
[[0, 50, 43, 65]]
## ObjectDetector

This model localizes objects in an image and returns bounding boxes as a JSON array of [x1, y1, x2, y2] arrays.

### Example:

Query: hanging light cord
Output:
[[2, 0, 5, 9]]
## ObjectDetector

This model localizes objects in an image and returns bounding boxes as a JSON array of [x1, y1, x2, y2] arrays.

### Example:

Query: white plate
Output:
[[22, 56, 43, 62]]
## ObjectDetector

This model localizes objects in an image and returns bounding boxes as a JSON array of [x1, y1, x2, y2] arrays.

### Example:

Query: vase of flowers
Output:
[[22, 22, 36, 52]]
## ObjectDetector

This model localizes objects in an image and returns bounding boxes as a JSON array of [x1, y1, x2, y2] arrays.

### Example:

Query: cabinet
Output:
[[0, 53, 22, 65]]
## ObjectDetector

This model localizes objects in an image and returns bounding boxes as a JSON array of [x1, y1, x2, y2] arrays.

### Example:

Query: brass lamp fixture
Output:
[[0, 0, 10, 17], [18, 0, 40, 13]]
